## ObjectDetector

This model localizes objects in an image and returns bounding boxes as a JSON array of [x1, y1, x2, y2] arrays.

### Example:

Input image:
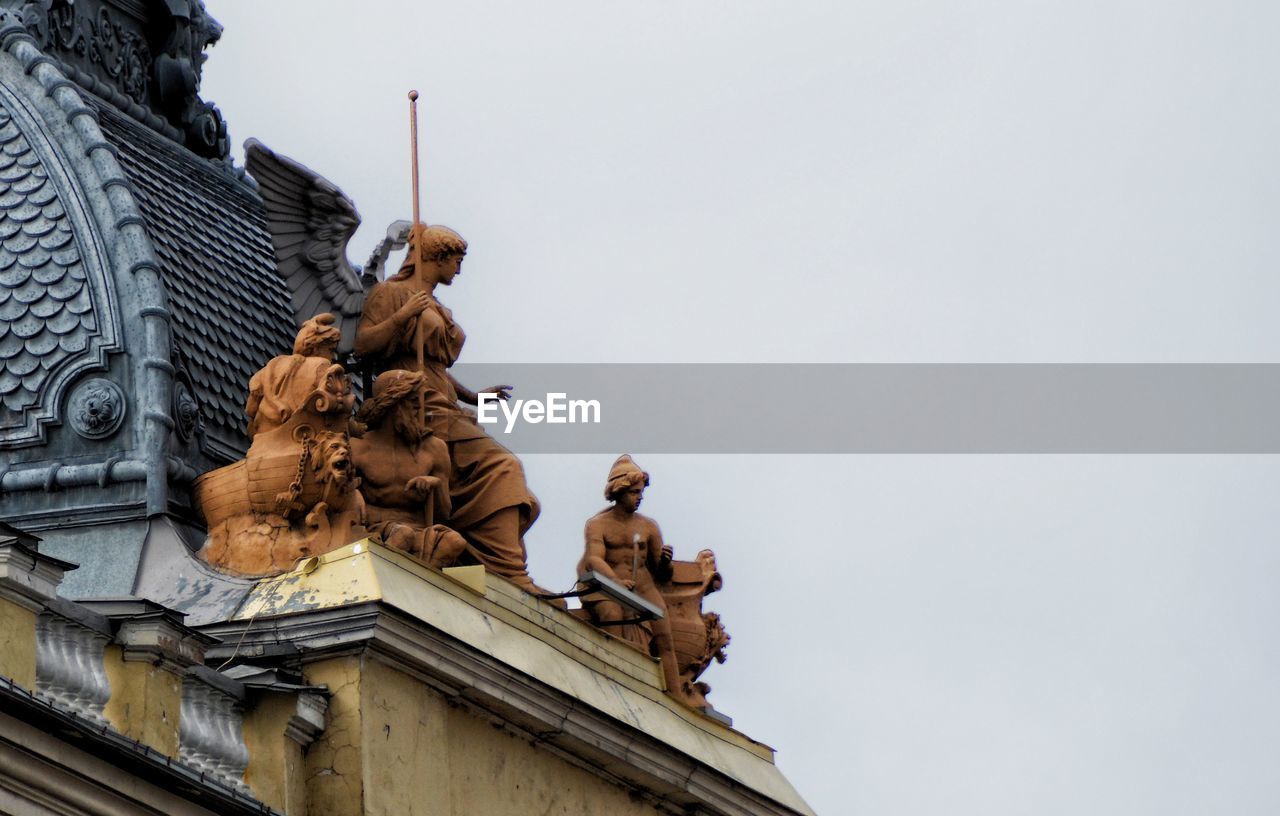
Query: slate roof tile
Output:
[[93, 102, 294, 455], [0, 96, 98, 429]]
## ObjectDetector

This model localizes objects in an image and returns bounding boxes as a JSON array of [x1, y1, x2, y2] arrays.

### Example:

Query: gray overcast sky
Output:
[[203, 3, 1280, 814]]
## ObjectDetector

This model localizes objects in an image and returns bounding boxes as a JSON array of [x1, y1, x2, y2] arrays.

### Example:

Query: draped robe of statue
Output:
[[356, 276, 541, 592]]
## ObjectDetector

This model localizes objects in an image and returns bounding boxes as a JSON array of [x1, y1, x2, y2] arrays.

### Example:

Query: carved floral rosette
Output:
[[657, 549, 729, 709]]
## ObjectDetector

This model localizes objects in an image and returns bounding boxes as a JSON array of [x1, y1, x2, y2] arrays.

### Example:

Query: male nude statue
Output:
[[578, 455, 691, 704]]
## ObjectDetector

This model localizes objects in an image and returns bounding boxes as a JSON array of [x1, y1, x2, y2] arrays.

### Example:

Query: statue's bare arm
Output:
[[448, 372, 477, 404], [449, 372, 513, 407], [579, 519, 618, 582], [648, 521, 674, 582]]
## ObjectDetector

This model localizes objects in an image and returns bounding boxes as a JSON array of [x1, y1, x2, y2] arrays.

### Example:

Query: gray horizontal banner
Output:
[[436, 364, 1280, 453]]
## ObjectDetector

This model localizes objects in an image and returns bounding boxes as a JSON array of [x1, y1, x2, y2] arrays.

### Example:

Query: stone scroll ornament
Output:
[[194, 315, 366, 577], [578, 455, 729, 708], [657, 549, 729, 710]]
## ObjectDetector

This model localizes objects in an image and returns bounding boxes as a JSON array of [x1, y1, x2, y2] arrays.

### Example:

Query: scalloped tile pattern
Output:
[[0, 102, 96, 428]]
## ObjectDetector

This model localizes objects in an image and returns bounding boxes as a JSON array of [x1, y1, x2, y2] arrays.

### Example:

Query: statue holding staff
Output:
[[355, 225, 546, 595], [354, 92, 552, 598], [578, 455, 693, 704], [242, 94, 553, 597]]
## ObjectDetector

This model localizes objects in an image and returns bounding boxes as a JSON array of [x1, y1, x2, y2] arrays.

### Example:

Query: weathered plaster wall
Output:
[[302, 654, 666, 816], [361, 655, 449, 815], [242, 693, 308, 814], [437, 688, 666, 816], [305, 656, 365, 816], [101, 644, 182, 757], [0, 599, 35, 688]]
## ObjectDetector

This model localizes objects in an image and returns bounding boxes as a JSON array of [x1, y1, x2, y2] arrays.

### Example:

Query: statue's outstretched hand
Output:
[[478, 385, 513, 401]]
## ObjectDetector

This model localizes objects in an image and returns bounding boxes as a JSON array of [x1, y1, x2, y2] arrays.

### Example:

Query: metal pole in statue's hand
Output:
[[409, 90, 421, 228], [408, 90, 426, 428]]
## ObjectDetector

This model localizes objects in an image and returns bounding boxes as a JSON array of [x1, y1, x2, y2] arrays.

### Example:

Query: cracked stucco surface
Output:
[[0, 599, 35, 689], [101, 644, 181, 758], [242, 692, 307, 813], [305, 656, 364, 816], [302, 655, 667, 816]]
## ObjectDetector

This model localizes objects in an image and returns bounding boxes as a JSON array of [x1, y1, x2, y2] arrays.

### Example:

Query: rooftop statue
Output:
[[578, 455, 695, 705], [243, 138, 555, 599], [194, 314, 365, 576], [658, 548, 730, 710], [355, 225, 550, 597], [351, 369, 466, 569], [577, 455, 731, 710]]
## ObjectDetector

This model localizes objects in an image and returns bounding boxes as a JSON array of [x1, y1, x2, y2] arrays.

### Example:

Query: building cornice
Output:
[[199, 543, 816, 816]]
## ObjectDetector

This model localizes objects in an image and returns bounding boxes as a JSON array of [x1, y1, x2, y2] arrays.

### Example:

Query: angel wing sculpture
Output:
[[245, 138, 410, 355]]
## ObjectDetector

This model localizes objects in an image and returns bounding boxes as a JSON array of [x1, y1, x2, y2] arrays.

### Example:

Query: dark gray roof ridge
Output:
[[0, 10, 176, 516]]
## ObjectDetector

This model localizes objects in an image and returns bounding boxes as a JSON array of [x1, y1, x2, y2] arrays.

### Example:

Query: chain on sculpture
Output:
[[191, 100, 728, 710]]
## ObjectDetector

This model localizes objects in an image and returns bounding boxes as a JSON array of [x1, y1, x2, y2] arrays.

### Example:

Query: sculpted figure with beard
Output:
[[351, 370, 467, 569]]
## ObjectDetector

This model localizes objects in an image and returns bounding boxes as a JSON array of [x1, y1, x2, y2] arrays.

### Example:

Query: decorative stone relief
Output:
[[67, 377, 124, 439], [179, 679, 250, 794], [658, 549, 730, 710], [173, 377, 200, 443], [19, 0, 229, 159], [30, 1, 152, 105], [35, 613, 110, 726], [151, 0, 226, 158]]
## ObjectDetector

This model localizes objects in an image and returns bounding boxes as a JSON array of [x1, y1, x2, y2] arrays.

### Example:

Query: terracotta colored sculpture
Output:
[[355, 225, 548, 596], [578, 456, 694, 705], [195, 315, 366, 576], [350, 370, 466, 569], [657, 549, 730, 710]]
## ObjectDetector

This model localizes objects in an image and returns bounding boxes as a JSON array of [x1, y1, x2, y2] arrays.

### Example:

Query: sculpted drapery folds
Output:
[[241, 143, 551, 596], [350, 370, 467, 569], [355, 224, 551, 597]]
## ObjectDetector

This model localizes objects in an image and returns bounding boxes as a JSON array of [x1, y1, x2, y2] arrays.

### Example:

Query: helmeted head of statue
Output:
[[604, 454, 650, 502]]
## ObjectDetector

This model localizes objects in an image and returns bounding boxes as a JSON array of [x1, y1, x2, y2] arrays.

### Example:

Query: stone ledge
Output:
[[200, 540, 815, 816]]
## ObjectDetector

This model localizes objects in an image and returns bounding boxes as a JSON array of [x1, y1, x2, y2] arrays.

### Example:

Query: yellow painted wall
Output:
[[100, 644, 181, 757], [360, 657, 449, 816], [359, 658, 666, 816], [304, 656, 365, 816], [0, 599, 36, 689], [242, 693, 308, 814]]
